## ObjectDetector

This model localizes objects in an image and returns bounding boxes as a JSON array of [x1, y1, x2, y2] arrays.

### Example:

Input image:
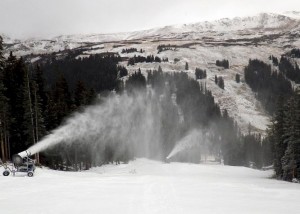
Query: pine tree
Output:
[[32, 81, 46, 163], [33, 65, 47, 113], [281, 97, 297, 181], [273, 96, 286, 178], [185, 62, 189, 70], [74, 80, 88, 107], [158, 65, 163, 73], [235, 73, 240, 83], [23, 69, 36, 149], [218, 77, 225, 89], [0, 36, 10, 161], [53, 74, 72, 124]]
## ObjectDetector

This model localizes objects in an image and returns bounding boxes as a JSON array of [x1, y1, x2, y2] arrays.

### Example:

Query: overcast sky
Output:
[[0, 0, 299, 39]]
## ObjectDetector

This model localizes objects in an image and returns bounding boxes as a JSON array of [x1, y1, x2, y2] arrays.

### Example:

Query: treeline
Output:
[[244, 59, 293, 115], [216, 59, 229, 69], [157, 44, 177, 53], [269, 54, 300, 83], [0, 52, 99, 165], [278, 56, 300, 83], [127, 55, 168, 66], [41, 54, 123, 92], [287, 48, 300, 58], [121, 48, 144, 54]]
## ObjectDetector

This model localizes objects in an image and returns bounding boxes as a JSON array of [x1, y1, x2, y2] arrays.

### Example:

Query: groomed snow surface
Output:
[[1, 159, 300, 214]]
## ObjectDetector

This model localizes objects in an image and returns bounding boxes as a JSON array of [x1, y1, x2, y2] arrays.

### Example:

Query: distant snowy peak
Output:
[[153, 13, 298, 34], [282, 11, 300, 19], [4, 13, 300, 44]]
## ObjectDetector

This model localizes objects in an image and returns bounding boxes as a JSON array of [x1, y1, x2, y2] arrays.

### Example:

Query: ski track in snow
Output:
[[1, 159, 300, 214]]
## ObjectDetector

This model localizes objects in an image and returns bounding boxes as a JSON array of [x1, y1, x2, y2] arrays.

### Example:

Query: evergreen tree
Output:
[[185, 62, 189, 70], [22, 69, 36, 148], [235, 73, 240, 83], [218, 77, 225, 89], [33, 65, 47, 113], [0, 36, 10, 161], [272, 96, 286, 178], [158, 65, 163, 73], [32, 81, 45, 163], [74, 80, 89, 107]]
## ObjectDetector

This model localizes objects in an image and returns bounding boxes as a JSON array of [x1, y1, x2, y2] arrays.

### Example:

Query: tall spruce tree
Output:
[[33, 65, 47, 113], [0, 36, 10, 161], [273, 96, 286, 178], [74, 80, 88, 108], [23, 69, 35, 149], [185, 62, 189, 70]]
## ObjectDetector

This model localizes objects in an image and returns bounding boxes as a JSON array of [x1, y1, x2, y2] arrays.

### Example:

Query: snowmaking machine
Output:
[[1, 150, 36, 177]]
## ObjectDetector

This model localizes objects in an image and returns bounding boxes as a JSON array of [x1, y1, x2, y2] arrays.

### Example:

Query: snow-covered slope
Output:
[[2, 12, 300, 134], [0, 159, 299, 214]]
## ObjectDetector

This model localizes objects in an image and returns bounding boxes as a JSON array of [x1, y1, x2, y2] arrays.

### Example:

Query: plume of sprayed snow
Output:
[[25, 86, 215, 163], [27, 90, 164, 160], [166, 129, 207, 160]]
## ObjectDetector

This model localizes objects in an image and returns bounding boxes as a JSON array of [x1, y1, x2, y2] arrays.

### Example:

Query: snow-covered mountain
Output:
[[2, 12, 300, 56], [282, 11, 300, 19], [1, 12, 300, 134]]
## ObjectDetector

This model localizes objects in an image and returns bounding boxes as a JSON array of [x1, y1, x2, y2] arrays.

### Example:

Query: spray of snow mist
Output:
[[27, 89, 165, 161]]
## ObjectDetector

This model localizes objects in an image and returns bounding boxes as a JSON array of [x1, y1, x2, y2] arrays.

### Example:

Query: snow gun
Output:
[[12, 150, 32, 166], [1, 150, 35, 177]]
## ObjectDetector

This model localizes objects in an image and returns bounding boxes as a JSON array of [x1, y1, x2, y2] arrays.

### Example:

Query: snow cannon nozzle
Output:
[[12, 150, 31, 166]]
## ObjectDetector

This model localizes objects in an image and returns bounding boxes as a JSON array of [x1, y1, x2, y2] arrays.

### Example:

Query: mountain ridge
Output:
[[2, 11, 300, 44]]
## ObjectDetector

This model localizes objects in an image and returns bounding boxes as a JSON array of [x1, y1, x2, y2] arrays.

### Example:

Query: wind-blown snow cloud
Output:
[[0, 0, 299, 39]]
